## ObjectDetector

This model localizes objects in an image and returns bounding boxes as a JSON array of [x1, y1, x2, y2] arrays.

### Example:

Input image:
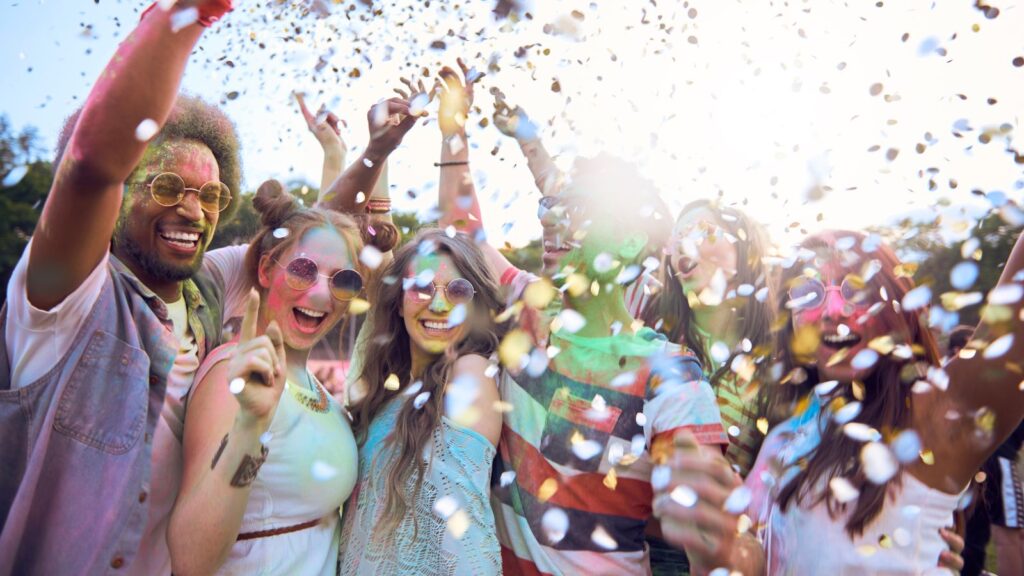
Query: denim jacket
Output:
[[0, 255, 223, 575]]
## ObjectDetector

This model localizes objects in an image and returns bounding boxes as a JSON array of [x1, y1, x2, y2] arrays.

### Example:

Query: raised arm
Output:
[[917, 224, 1024, 490], [169, 291, 287, 575], [295, 92, 347, 193], [27, 2, 228, 310], [492, 92, 563, 197], [434, 60, 513, 279], [318, 98, 416, 214]]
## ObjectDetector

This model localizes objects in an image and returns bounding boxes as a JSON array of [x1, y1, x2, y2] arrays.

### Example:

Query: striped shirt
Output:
[[493, 268, 727, 575]]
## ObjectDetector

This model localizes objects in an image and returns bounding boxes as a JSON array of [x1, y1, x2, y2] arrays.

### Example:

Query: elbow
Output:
[[167, 512, 231, 576], [57, 144, 132, 193]]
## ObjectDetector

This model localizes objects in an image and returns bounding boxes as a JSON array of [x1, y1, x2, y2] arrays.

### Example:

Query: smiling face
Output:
[[670, 207, 739, 296], [401, 253, 473, 362], [258, 226, 355, 352], [790, 257, 892, 382], [113, 139, 220, 289]]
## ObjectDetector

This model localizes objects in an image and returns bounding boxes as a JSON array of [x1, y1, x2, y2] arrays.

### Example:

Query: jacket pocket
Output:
[[54, 330, 150, 454]]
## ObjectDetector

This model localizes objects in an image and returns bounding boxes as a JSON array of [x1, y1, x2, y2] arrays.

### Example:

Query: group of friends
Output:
[[2, 2, 1023, 575]]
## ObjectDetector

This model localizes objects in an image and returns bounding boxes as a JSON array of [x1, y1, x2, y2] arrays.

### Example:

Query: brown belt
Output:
[[236, 517, 324, 541]]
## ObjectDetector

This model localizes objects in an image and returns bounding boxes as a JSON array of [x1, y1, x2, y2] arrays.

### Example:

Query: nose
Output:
[[304, 275, 334, 307], [822, 287, 846, 320], [428, 288, 452, 313], [176, 189, 205, 224]]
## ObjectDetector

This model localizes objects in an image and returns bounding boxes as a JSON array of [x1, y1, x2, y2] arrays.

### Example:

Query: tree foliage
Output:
[[1, 115, 52, 299]]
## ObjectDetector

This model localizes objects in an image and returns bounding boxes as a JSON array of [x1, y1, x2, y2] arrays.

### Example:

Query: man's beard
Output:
[[114, 226, 205, 283]]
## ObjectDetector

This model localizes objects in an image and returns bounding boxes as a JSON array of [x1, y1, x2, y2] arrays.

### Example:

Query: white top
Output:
[[5, 242, 251, 575], [747, 395, 961, 575], [198, 345, 359, 576]]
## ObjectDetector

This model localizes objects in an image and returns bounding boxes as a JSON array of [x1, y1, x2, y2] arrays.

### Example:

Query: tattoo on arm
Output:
[[210, 433, 229, 469], [230, 445, 270, 488]]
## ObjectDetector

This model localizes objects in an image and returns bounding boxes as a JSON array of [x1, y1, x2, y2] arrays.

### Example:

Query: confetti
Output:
[[134, 119, 159, 142], [591, 525, 618, 550], [723, 486, 752, 513], [861, 442, 899, 484], [829, 477, 860, 503], [669, 485, 698, 508], [541, 508, 569, 544], [311, 460, 338, 481], [384, 373, 401, 391], [229, 377, 246, 395], [413, 391, 431, 410], [359, 246, 383, 269]]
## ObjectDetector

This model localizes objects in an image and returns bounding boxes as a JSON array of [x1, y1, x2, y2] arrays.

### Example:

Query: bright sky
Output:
[[2, 0, 1022, 250]]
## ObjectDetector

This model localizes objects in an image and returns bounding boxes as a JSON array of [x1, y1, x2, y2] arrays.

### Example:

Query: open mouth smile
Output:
[[293, 306, 327, 333]]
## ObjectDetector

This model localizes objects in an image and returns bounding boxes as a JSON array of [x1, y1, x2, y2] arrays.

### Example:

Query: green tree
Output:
[[1, 115, 52, 299], [870, 212, 1022, 327]]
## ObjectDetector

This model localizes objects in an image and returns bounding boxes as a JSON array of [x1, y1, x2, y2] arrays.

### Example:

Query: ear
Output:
[[257, 254, 274, 290], [618, 232, 648, 262]]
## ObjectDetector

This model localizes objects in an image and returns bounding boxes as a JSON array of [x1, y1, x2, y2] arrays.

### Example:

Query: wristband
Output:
[[434, 161, 469, 167], [366, 198, 392, 214]]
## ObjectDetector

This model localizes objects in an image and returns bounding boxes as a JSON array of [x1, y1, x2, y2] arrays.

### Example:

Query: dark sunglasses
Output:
[[147, 172, 232, 214], [787, 275, 873, 311], [276, 257, 363, 302], [405, 277, 476, 305]]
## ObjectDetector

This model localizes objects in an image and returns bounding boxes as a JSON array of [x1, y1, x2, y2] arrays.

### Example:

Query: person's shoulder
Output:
[[452, 353, 495, 380]]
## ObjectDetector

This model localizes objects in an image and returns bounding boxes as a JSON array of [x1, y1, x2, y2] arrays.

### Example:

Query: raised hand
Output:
[[393, 76, 435, 117], [365, 97, 419, 161], [491, 91, 537, 142], [225, 289, 287, 428], [653, 431, 750, 575], [295, 91, 345, 155], [436, 58, 485, 137]]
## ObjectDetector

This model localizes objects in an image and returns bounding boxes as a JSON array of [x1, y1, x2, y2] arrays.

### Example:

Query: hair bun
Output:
[[253, 179, 299, 229], [365, 219, 401, 253]]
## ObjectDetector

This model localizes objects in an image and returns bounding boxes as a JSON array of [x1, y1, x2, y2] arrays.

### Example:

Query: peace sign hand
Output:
[[226, 289, 288, 429]]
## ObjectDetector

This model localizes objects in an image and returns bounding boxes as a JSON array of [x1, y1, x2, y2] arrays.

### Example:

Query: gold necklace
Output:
[[289, 371, 329, 413]]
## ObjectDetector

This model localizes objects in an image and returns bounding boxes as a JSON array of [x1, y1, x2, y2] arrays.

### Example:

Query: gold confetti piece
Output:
[[867, 336, 895, 355], [975, 471, 988, 483], [492, 400, 514, 413], [826, 346, 850, 368], [756, 418, 769, 435], [494, 301, 523, 324], [384, 373, 400, 391], [564, 273, 589, 298], [348, 298, 371, 315], [878, 534, 893, 549], [791, 325, 821, 364], [893, 263, 918, 279], [975, 407, 996, 432], [920, 449, 935, 465], [538, 478, 559, 502], [852, 380, 866, 401], [452, 405, 480, 429], [523, 278, 556, 309], [590, 280, 600, 296], [603, 467, 618, 490], [857, 545, 877, 557], [499, 330, 532, 369]]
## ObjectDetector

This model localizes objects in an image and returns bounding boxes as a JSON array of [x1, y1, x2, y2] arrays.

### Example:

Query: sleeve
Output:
[[644, 350, 729, 458], [6, 239, 111, 389], [202, 244, 252, 326]]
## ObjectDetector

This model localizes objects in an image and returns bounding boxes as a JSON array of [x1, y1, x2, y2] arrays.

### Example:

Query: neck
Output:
[[692, 303, 740, 347], [284, 346, 311, 385], [568, 283, 636, 338], [113, 245, 184, 302], [409, 346, 437, 381]]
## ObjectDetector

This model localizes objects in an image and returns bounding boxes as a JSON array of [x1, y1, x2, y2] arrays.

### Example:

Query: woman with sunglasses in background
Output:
[[168, 180, 371, 575], [654, 228, 1021, 574], [338, 229, 506, 575]]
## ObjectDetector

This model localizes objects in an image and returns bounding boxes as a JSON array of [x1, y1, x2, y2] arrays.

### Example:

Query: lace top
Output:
[[338, 396, 501, 575]]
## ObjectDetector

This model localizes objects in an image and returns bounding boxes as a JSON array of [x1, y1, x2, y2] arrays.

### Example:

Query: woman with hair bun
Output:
[[168, 180, 373, 575]]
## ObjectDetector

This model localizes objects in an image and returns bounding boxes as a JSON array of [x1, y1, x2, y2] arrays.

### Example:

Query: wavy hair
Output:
[[766, 230, 940, 537], [348, 229, 506, 536]]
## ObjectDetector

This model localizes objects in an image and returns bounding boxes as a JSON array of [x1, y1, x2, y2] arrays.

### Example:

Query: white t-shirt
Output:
[[5, 242, 251, 575]]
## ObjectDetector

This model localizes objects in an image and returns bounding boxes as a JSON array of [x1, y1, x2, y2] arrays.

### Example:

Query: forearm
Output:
[[319, 146, 346, 195], [64, 8, 203, 187], [518, 138, 562, 197], [169, 416, 268, 575], [368, 160, 393, 227], [318, 149, 386, 212], [438, 130, 483, 234]]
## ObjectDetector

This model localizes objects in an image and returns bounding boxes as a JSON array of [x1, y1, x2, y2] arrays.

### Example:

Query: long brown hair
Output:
[[767, 230, 941, 537], [348, 229, 506, 536], [642, 199, 777, 386]]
